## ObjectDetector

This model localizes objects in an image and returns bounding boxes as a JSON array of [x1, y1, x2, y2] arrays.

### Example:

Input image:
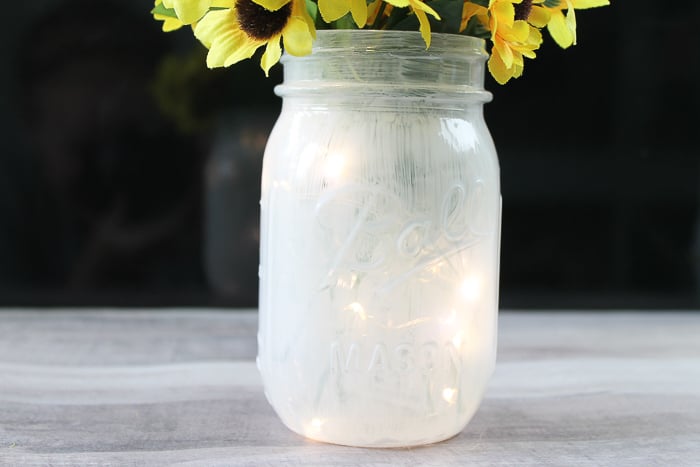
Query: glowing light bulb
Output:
[[304, 417, 325, 438], [442, 387, 457, 404], [429, 261, 444, 275], [442, 309, 457, 325], [452, 331, 464, 349], [336, 273, 358, 289], [459, 276, 480, 302], [346, 302, 367, 320]]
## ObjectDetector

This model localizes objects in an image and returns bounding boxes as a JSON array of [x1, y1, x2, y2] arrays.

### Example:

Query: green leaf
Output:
[[462, 13, 490, 39], [305, 0, 319, 23], [151, 3, 178, 18], [543, 0, 561, 7]]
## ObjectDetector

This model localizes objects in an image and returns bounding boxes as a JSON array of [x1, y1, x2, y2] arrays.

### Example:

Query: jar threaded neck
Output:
[[277, 30, 491, 101]]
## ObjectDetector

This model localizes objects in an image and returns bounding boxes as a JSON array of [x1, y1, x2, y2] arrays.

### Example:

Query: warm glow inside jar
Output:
[[257, 30, 501, 447]]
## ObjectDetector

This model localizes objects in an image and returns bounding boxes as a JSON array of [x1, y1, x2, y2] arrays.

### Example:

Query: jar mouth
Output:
[[278, 30, 492, 102], [281, 30, 489, 61]]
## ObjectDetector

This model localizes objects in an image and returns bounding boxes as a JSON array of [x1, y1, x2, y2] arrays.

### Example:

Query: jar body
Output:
[[257, 31, 501, 447]]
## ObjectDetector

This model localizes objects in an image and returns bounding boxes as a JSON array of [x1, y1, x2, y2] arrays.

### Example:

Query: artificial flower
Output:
[[194, 0, 315, 76], [543, 0, 610, 49], [151, 0, 609, 84], [487, 0, 543, 84], [383, 0, 440, 47], [318, 0, 368, 28]]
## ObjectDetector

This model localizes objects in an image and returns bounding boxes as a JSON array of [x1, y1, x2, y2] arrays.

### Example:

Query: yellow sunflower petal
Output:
[[546, 10, 573, 48], [512, 62, 524, 79], [318, 0, 350, 22], [565, 2, 577, 45], [491, 0, 515, 29], [350, 0, 368, 28], [282, 16, 314, 56], [510, 20, 530, 42], [221, 34, 262, 67], [194, 8, 233, 48], [261, 38, 283, 76], [514, 51, 526, 66], [489, 0, 522, 6], [207, 30, 260, 68], [292, 0, 317, 39], [384, 0, 410, 9], [172, 0, 211, 24], [252, 0, 290, 11], [411, 0, 440, 19], [194, 8, 263, 67], [493, 37, 513, 68], [488, 50, 513, 85], [153, 0, 185, 31], [572, 0, 609, 8], [518, 45, 537, 59], [527, 5, 550, 28], [527, 24, 543, 47], [414, 8, 432, 48], [159, 16, 185, 31]]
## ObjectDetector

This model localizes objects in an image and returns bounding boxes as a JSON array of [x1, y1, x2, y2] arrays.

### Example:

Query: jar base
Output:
[[290, 424, 465, 448]]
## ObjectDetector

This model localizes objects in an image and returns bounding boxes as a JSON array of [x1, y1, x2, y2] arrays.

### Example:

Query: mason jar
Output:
[[257, 30, 501, 447]]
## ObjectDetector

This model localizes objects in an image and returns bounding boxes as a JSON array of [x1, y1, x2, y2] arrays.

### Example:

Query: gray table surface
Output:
[[0, 309, 699, 466]]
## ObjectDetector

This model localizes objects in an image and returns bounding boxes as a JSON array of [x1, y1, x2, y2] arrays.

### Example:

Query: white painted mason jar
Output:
[[257, 30, 501, 447]]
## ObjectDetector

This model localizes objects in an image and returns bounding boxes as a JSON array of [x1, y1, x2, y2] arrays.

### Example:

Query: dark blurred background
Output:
[[0, 0, 698, 309]]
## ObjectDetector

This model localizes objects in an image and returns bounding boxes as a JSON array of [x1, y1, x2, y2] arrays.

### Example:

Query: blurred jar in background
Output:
[[204, 113, 273, 305]]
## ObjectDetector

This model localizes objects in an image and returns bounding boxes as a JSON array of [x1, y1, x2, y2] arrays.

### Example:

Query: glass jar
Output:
[[257, 30, 501, 447]]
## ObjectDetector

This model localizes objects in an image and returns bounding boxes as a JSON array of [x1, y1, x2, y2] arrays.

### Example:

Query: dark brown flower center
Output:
[[236, 0, 291, 40], [514, 0, 533, 21]]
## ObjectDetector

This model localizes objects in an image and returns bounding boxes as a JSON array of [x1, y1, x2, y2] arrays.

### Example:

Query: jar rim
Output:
[[277, 30, 492, 102], [281, 30, 488, 62]]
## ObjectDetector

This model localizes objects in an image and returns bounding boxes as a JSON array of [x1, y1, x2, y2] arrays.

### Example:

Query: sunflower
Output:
[[487, 0, 543, 84], [194, 0, 315, 76], [543, 0, 610, 49]]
